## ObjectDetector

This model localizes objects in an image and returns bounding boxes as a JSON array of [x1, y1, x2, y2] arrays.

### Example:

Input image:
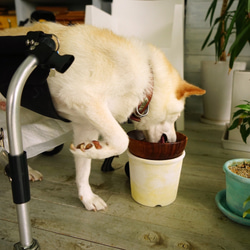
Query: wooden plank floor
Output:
[[1, 114, 250, 250]]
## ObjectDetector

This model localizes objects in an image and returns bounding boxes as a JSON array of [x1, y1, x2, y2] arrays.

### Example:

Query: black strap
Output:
[[0, 35, 27, 56], [0, 32, 74, 122], [26, 31, 74, 73]]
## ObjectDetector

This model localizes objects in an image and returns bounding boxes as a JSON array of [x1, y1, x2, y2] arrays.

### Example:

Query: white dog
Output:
[[0, 22, 205, 211]]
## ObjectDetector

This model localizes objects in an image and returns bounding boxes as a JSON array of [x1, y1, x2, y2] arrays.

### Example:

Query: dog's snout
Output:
[[166, 132, 177, 143]]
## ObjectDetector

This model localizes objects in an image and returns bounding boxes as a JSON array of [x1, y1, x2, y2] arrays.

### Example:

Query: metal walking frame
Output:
[[8, 55, 39, 250], [0, 32, 74, 249]]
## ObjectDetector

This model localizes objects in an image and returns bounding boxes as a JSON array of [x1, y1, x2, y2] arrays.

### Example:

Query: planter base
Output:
[[215, 190, 250, 226], [221, 126, 250, 152], [200, 115, 228, 126], [127, 150, 185, 207]]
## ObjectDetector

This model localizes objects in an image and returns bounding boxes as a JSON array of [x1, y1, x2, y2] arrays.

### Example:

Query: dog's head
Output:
[[136, 80, 205, 143], [133, 50, 205, 143]]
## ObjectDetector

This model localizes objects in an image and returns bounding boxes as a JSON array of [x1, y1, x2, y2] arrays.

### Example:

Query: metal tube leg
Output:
[[16, 204, 32, 246], [6, 55, 40, 249], [6, 55, 38, 155]]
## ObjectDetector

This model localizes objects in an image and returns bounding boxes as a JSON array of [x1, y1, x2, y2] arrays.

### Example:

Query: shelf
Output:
[[0, 0, 15, 8], [14, 0, 92, 24], [21, 0, 91, 6], [25, 0, 91, 3]]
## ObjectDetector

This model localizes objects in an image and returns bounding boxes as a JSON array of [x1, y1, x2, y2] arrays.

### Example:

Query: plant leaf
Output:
[[240, 124, 248, 143], [228, 118, 241, 130], [205, 0, 218, 24], [235, 0, 247, 35], [224, 12, 237, 51], [201, 16, 223, 52], [243, 196, 250, 208], [229, 22, 250, 69], [201, 28, 215, 50], [232, 109, 245, 118], [243, 209, 250, 218], [226, 0, 236, 12], [236, 104, 250, 111]]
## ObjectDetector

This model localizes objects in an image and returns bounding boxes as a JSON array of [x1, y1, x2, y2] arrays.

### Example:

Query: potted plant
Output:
[[227, 0, 250, 144], [200, 0, 248, 125], [216, 101, 250, 226], [219, 1, 250, 149]]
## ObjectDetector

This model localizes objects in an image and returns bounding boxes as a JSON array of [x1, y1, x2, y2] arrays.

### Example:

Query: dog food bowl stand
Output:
[[128, 150, 185, 206], [127, 131, 187, 207], [0, 33, 74, 249]]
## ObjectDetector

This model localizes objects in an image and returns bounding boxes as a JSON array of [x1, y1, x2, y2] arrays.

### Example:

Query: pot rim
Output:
[[127, 131, 187, 145], [201, 60, 246, 66], [127, 150, 185, 164]]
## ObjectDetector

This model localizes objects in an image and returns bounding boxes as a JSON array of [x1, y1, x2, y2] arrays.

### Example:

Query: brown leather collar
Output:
[[130, 67, 154, 122]]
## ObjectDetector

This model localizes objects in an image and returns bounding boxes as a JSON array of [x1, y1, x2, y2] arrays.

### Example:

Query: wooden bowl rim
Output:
[[127, 130, 188, 145]]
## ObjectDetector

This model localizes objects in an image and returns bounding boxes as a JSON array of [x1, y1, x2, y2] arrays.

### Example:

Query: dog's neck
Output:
[[130, 66, 154, 122]]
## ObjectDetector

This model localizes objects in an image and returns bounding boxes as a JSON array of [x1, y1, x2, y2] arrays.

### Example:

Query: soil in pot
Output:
[[229, 161, 250, 178]]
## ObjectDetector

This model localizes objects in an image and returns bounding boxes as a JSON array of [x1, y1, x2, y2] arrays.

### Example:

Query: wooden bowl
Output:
[[128, 130, 188, 160]]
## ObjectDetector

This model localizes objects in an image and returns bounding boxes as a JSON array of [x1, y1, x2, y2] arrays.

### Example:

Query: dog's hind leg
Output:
[[28, 166, 43, 182]]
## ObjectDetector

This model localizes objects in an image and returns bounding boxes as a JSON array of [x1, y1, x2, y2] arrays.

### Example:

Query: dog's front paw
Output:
[[70, 140, 106, 159], [70, 140, 102, 152], [28, 166, 43, 182], [80, 193, 107, 211]]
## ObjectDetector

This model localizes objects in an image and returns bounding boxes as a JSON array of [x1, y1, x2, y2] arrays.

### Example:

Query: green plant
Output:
[[202, 0, 250, 69], [227, 0, 250, 69], [229, 100, 250, 143], [243, 196, 250, 218], [229, 103, 250, 218]]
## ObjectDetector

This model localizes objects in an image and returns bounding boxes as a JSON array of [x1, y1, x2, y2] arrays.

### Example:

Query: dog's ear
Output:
[[176, 81, 206, 100]]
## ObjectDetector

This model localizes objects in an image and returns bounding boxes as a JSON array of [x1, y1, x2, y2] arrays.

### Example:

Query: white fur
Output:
[[0, 22, 205, 211]]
